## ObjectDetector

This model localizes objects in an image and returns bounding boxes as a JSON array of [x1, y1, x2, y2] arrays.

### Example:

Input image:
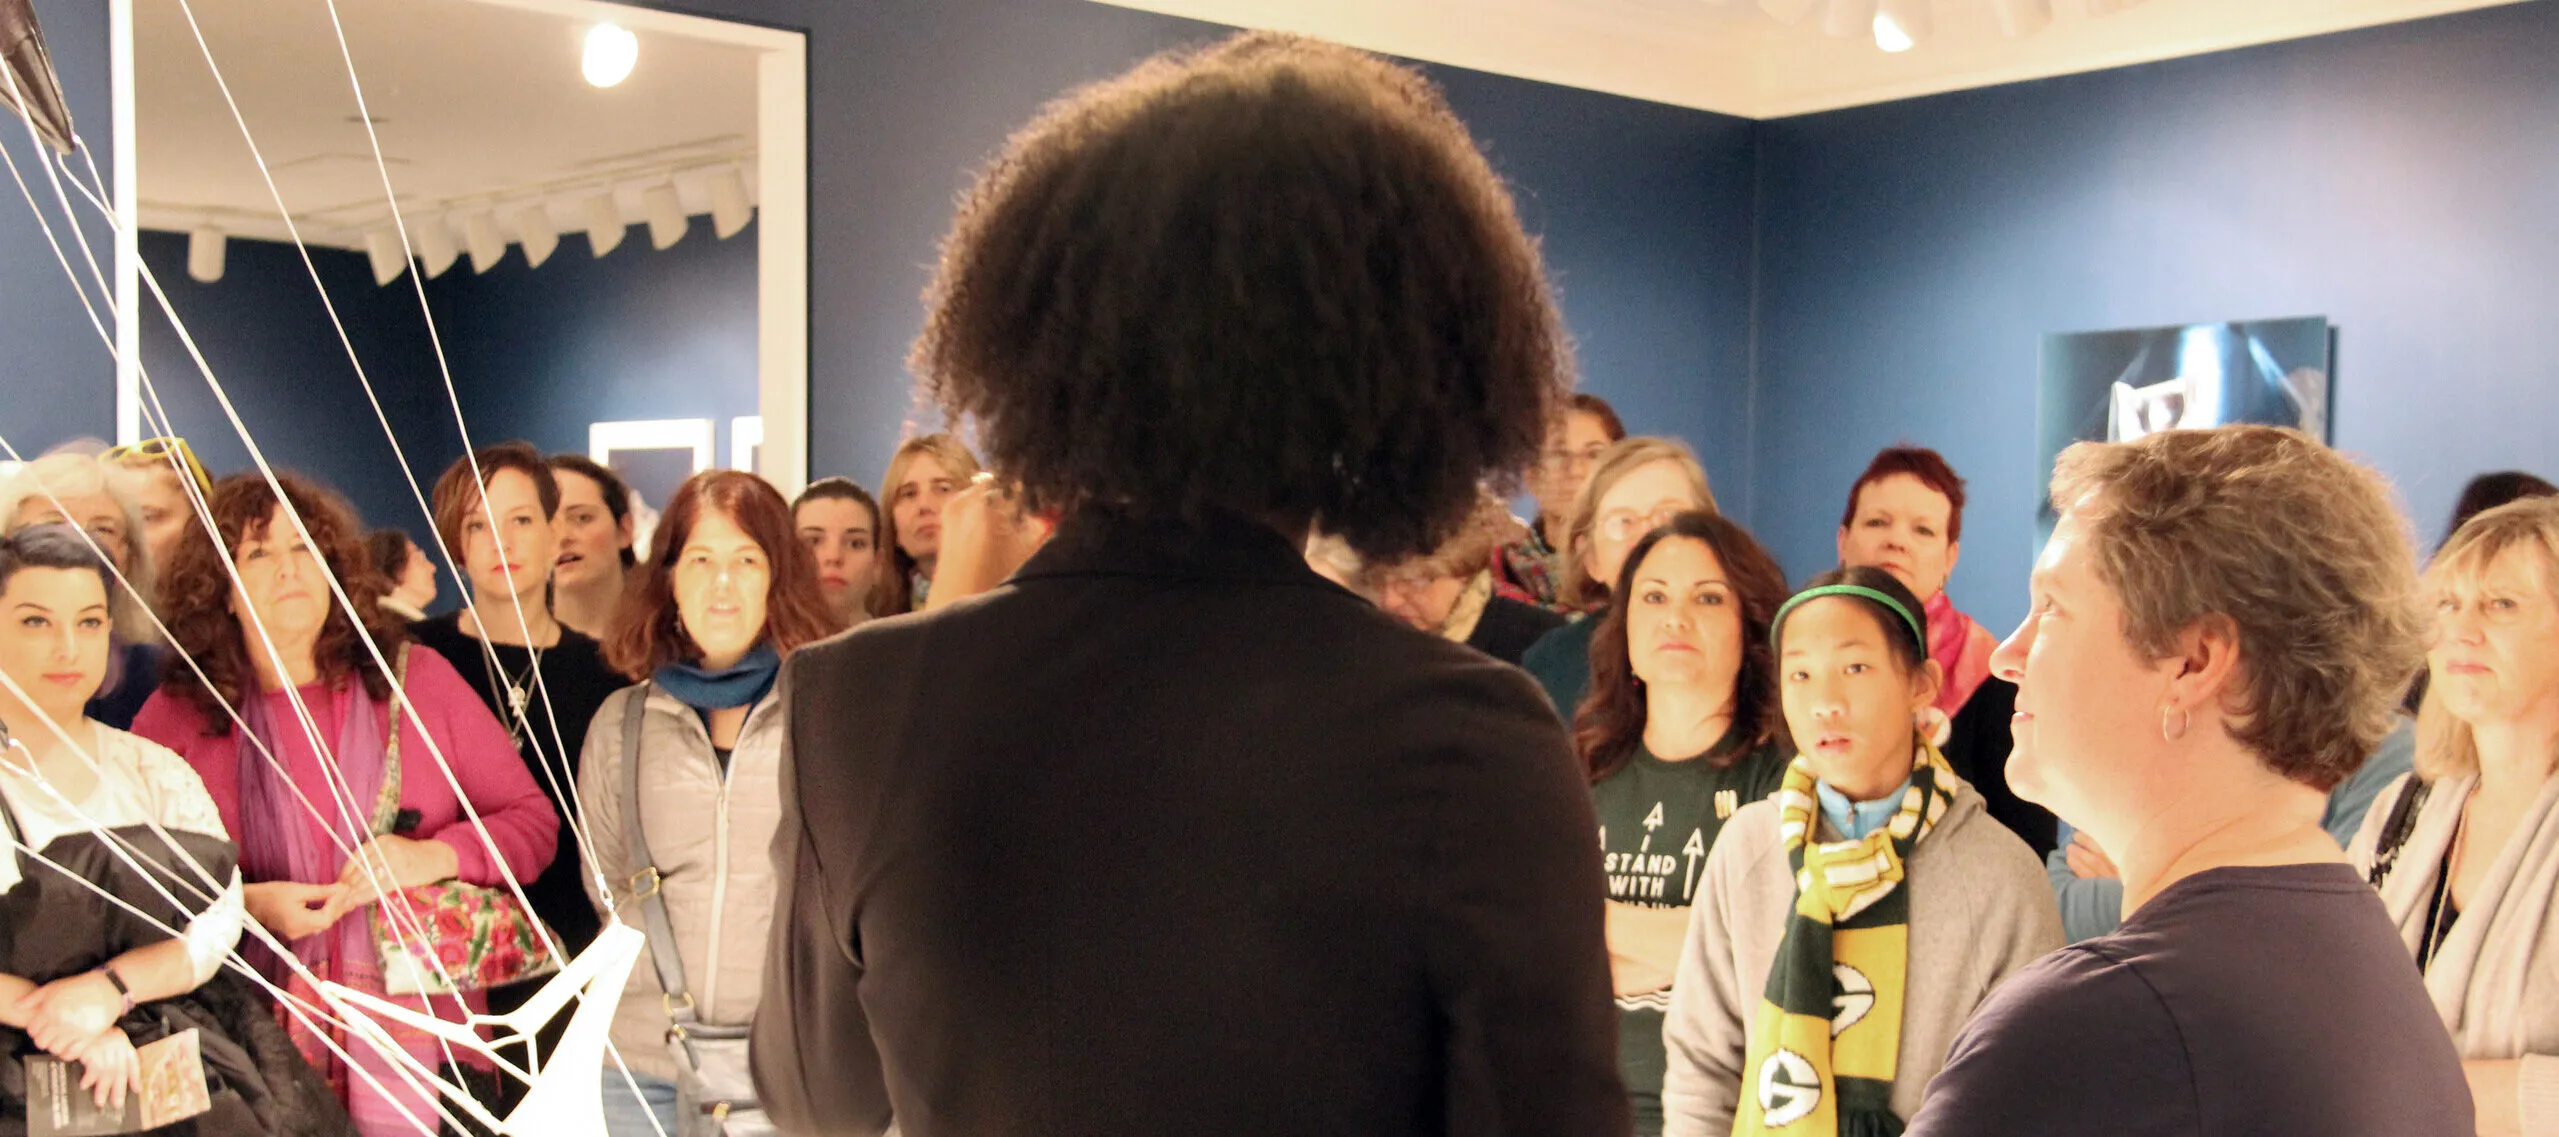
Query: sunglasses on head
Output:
[[103, 436, 213, 495]]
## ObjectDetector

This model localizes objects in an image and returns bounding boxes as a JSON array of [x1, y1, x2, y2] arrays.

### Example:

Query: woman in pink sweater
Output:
[[132, 472, 556, 1137]]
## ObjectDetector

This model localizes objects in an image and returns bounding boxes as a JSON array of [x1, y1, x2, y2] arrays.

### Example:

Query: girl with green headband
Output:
[[1661, 566, 2060, 1137]]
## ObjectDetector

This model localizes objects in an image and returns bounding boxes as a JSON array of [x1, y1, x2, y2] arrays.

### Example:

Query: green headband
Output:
[[1770, 583, 1929, 663]]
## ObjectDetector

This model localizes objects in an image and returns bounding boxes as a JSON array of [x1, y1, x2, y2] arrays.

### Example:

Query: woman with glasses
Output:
[[1368, 491, 1565, 666], [1520, 437, 1718, 719], [1494, 394, 1625, 612]]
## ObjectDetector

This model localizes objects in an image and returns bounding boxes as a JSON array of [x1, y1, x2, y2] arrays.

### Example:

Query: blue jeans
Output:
[[599, 1067, 681, 1137]]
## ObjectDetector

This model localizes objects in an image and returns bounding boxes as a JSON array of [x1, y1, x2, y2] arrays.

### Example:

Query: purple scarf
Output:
[[236, 680, 390, 979]]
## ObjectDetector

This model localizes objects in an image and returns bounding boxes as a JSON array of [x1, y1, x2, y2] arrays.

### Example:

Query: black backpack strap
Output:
[[2366, 776, 2433, 890]]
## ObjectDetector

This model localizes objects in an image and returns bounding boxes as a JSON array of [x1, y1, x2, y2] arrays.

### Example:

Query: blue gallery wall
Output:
[[0, 0, 115, 456], [634, 0, 1760, 496], [1749, 1, 2559, 633]]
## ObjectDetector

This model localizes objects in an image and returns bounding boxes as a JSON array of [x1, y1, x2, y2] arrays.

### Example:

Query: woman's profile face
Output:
[[0, 565, 112, 720], [2426, 546, 2559, 730], [1991, 504, 2175, 825], [674, 506, 772, 668]]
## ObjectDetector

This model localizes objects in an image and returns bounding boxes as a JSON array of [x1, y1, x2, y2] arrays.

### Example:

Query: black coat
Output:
[[1942, 677, 2058, 858], [752, 511, 1628, 1137]]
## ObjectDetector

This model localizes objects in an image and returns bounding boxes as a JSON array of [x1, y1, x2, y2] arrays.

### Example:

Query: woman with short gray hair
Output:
[[1907, 425, 2471, 1137]]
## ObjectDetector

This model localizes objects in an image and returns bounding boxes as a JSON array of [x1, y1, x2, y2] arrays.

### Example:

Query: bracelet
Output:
[[98, 964, 134, 1015]]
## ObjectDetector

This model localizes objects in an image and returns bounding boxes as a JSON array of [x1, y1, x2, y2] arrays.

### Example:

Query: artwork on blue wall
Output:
[[2036, 316, 2333, 540]]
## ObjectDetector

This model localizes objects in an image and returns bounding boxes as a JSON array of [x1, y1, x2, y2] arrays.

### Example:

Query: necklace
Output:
[[469, 630, 545, 748]]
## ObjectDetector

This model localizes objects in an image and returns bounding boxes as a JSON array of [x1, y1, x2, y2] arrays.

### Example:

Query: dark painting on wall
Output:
[[2036, 315, 2333, 541]]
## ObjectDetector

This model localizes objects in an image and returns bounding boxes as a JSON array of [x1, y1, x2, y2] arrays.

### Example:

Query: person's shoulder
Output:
[[1520, 615, 1590, 669], [1935, 786, 2050, 882], [129, 688, 212, 746], [395, 640, 483, 707], [1709, 797, 1786, 874], [1957, 942, 2178, 1056], [1909, 943, 2193, 1136]]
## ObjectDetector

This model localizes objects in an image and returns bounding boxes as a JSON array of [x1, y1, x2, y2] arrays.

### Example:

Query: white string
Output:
[[164, 0, 618, 906]]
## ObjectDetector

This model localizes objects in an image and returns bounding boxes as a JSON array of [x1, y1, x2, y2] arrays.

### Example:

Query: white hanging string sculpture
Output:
[[0, 0, 689, 1131]]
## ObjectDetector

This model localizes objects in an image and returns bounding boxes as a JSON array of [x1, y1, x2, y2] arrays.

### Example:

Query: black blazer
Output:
[[752, 511, 1629, 1137]]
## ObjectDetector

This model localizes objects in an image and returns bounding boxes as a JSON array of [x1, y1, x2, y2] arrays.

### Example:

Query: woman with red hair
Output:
[[576, 470, 842, 1137]]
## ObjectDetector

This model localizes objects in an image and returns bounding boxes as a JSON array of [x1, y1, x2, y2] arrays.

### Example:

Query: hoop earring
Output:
[[2160, 706, 2191, 743]]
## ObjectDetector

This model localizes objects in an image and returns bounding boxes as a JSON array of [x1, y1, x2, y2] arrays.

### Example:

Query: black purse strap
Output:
[[2366, 776, 2433, 890]]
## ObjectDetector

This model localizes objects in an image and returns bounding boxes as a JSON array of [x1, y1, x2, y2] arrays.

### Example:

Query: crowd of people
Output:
[[0, 26, 2554, 1137]]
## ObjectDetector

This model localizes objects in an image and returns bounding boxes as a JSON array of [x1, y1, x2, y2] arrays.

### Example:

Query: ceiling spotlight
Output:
[[185, 226, 225, 284], [515, 203, 560, 268], [2085, 0, 2147, 14], [643, 183, 686, 250], [1758, 0, 1819, 22], [364, 227, 407, 286], [583, 23, 638, 88], [584, 192, 625, 257], [1875, 0, 1930, 50], [1823, 0, 1878, 39], [1990, 0, 2053, 36], [708, 169, 752, 239], [414, 216, 461, 278], [465, 211, 508, 274]]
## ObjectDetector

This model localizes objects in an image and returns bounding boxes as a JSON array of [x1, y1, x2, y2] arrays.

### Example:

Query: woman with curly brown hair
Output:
[[754, 31, 1624, 1137], [1572, 510, 1790, 1134], [130, 472, 556, 1137]]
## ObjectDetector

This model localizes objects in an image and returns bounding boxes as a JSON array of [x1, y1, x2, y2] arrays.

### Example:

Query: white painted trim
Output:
[[457, 0, 804, 51], [589, 417, 714, 471], [111, 0, 139, 445], [729, 414, 763, 471], [754, 37, 808, 495]]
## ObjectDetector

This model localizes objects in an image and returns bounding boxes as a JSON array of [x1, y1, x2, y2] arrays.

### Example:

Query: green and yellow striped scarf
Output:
[[1732, 743, 1960, 1137]]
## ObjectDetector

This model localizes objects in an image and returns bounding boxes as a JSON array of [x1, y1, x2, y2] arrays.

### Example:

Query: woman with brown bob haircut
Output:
[[755, 31, 1625, 1137], [132, 472, 556, 1131], [582, 469, 838, 1136]]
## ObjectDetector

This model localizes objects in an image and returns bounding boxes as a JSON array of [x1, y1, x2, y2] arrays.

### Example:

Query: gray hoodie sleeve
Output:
[[1660, 806, 1775, 1137]]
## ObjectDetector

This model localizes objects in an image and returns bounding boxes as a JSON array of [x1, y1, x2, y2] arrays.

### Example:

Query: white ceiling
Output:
[[135, 0, 763, 252], [1091, 0, 2539, 118]]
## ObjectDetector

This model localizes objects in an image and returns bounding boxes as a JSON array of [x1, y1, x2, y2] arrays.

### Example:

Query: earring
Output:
[[2160, 706, 2191, 743]]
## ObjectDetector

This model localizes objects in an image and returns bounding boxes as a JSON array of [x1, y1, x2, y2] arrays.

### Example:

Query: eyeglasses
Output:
[[102, 436, 214, 495], [1540, 445, 1610, 475], [1597, 505, 1685, 544]]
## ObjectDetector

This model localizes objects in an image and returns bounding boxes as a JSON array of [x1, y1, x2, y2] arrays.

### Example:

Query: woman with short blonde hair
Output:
[[1907, 425, 2467, 1137], [2350, 494, 2559, 1137]]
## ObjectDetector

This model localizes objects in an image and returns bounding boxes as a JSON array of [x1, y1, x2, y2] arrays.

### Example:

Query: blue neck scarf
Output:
[[654, 642, 781, 710]]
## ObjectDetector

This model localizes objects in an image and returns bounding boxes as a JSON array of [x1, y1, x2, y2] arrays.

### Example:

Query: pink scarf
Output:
[[1925, 592, 1996, 716]]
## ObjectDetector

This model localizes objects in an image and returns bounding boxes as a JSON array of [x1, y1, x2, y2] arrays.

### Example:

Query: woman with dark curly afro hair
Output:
[[753, 30, 1627, 1137]]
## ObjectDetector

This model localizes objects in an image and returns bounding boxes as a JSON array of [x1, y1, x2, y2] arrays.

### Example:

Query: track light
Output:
[[643, 183, 686, 250], [364, 227, 407, 286], [1759, 0, 1819, 23], [185, 227, 225, 283], [1823, 0, 1878, 39], [583, 193, 625, 257], [1875, 0, 1930, 50], [414, 216, 461, 279], [515, 203, 560, 268], [708, 169, 752, 239], [1990, 0, 2053, 36], [465, 212, 507, 274]]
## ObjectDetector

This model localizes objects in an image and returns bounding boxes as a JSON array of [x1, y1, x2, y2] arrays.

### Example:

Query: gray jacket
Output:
[[1661, 781, 2062, 1135], [578, 679, 790, 1083]]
